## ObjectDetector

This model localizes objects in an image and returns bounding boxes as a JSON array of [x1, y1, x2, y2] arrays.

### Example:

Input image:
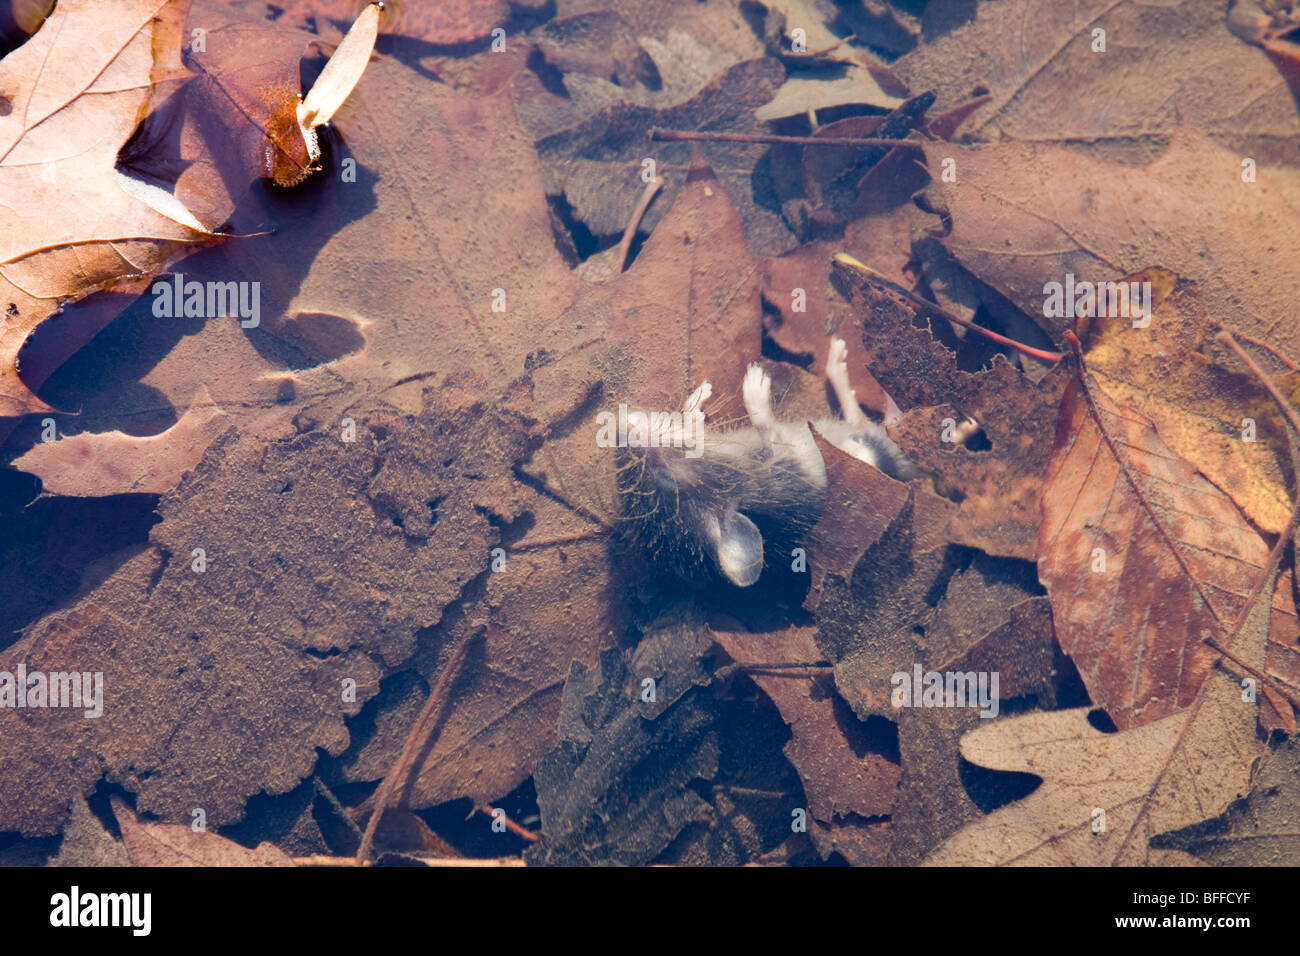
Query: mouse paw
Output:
[[743, 363, 775, 443], [826, 337, 864, 427], [683, 381, 712, 417]]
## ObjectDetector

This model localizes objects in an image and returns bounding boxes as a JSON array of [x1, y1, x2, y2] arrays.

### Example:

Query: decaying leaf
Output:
[[1038, 376, 1270, 729], [840, 271, 1070, 561], [110, 795, 294, 866], [924, 666, 1264, 866], [6, 0, 1300, 871], [526, 620, 718, 866], [1151, 733, 1300, 866], [711, 623, 901, 865]]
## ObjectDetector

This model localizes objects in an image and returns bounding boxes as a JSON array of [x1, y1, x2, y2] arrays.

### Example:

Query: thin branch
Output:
[[615, 176, 663, 274], [475, 805, 540, 844], [355, 637, 474, 864], [835, 253, 1065, 363], [650, 128, 926, 150]]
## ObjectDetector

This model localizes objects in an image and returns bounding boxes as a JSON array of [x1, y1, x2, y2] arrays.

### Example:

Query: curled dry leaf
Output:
[[296, 2, 382, 132], [0, 0, 214, 418]]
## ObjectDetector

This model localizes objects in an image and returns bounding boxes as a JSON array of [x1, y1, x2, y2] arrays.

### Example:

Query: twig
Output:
[[834, 253, 1065, 363], [615, 176, 663, 274], [650, 128, 926, 150], [732, 660, 831, 671], [475, 805, 540, 844], [355, 637, 474, 864], [1221, 328, 1300, 372], [294, 854, 526, 867]]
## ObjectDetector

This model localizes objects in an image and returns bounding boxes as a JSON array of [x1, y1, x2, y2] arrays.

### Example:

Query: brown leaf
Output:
[[842, 271, 1070, 561], [1079, 269, 1292, 534], [762, 203, 918, 420], [0, 0, 213, 418], [894, 0, 1299, 156], [710, 623, 901, 865], [804, 433, 911, 607], [1038, 375, 1269, 729], [110, 795, 294, 865], [918, 130, 1300, 360], [529, 57, 791, 257], [14, 388, 230, 496]]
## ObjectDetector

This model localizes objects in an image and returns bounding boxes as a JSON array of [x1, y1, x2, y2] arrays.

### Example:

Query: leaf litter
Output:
[[0, 0, 1298, 870]]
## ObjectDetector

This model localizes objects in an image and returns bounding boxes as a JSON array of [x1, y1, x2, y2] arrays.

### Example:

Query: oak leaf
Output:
[[0, 0, 213, 418]]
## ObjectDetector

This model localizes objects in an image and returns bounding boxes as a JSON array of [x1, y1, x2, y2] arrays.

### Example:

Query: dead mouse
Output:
[[617, 337, 914, 588]]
